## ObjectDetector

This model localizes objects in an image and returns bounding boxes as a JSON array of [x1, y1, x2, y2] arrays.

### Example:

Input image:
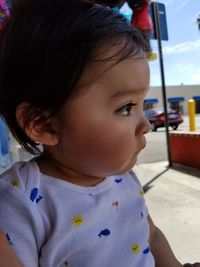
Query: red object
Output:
[[144, 108, 184, 132], [158, 114, 165, 121], [130, 2, 153, 31], [170, 132, 200, 169]]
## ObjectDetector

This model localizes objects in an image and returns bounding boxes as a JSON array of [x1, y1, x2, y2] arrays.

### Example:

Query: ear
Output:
[[16, 103, 59, 146]]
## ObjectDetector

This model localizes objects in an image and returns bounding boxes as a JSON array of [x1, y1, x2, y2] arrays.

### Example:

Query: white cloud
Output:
[[163, 39, 200, 55], [150, 60, 200, 86], [191, 68, 200, 84], [175, 64, 195, 74], [165, 63, 200, 85], [168, 0, 191, 16], [173, 0, 190, 11], [160, 0, 176, 7]]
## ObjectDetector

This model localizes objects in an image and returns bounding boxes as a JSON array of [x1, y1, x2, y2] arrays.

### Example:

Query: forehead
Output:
[[77, 55, 150, 98], [76, 41, 147, 88]]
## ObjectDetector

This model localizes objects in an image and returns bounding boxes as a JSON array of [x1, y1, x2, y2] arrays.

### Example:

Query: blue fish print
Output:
[[30, 188, 39, 202], [143, 246, 150, 254], [114, 178, 122, 184], [36, 195, 43, 203], [30, 188, 43, 203], [98, 228, 111, 238]]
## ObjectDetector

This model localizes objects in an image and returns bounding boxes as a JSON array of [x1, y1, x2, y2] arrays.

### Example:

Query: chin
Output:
[[128, 158, 138, 171], [116, 156, 138, 175]]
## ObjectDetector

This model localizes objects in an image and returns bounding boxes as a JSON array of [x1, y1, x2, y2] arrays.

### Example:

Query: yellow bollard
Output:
[[188, 99, 196, 131]]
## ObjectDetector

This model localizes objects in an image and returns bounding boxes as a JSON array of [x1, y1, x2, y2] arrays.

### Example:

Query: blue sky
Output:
[[121, 0, 200, 86]]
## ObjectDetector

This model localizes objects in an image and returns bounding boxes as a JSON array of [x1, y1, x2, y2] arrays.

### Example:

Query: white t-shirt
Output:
[[0, 160, 155, 267]]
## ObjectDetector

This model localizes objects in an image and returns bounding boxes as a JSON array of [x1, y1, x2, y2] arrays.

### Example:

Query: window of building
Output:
[[168, 97, 185, 113], [193, 96, 200, 114], [143, 98, 158, 110]]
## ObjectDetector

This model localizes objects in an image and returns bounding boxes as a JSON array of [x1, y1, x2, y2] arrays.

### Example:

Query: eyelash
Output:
[[116, 102, 137, 116]]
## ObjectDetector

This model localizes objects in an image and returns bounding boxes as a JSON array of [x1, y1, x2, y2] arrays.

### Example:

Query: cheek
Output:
[[78, 120, 137, 161], [60, 108, 138, 175]]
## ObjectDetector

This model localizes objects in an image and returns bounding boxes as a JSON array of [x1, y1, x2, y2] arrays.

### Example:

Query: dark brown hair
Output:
[[0, 0, 146, 154]]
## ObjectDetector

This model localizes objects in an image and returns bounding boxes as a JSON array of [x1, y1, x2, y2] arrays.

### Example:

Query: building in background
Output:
[[144, 84, 200, 114]]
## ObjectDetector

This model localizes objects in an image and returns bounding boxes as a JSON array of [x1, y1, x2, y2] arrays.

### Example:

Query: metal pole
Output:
[[153, 2, 172, 167]]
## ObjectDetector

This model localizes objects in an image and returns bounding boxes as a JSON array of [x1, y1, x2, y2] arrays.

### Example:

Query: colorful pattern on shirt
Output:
[[0, 160, 155, 267]]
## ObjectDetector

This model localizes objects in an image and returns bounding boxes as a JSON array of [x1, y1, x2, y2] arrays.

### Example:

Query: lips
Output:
[[138, 141, 146, 152], [139, 136, 147, 151], [140, 144, 146, 151], [135, 144, 146, 156]]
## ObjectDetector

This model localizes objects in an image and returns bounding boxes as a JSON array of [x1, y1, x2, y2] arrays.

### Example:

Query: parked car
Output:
[[144, 108, 183, 131]]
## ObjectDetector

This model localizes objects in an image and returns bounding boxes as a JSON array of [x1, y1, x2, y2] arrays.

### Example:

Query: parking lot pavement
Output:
[[134, 161, 200, 264]]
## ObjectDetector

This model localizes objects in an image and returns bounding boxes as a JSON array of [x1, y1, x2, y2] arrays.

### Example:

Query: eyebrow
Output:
[[110, 88, 147, 98]]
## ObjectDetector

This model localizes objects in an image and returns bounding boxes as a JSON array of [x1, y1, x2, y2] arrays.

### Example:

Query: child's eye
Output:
[[116, 102, 137, 116]]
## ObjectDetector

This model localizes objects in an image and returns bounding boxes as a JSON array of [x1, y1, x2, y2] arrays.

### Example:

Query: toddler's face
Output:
[[46, 52, 151, 183]]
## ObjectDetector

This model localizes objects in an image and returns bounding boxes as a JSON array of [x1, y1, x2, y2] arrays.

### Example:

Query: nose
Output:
[[136, 114, 151, 136], [143, 116, 151, 134]]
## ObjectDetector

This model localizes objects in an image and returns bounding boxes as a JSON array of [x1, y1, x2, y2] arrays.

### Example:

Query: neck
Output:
[[35, 155, 105, 187]]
